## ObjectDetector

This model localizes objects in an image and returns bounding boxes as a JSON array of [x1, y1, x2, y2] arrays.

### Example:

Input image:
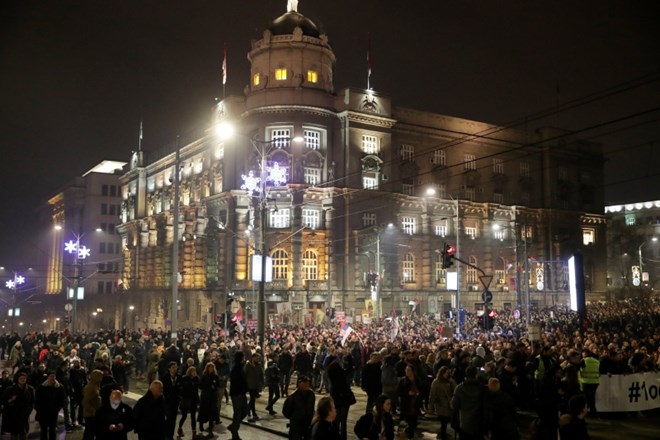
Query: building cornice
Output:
[[243, 105, 338, 120]]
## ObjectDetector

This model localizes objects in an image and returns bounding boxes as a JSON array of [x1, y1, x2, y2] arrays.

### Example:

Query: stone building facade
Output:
[[116, 6, 608, 329]]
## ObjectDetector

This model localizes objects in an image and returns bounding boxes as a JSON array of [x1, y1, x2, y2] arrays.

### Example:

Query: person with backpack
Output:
[[283, 375, 316, 440], [451, 366, 484, 440], [265, 355, 282, 415]]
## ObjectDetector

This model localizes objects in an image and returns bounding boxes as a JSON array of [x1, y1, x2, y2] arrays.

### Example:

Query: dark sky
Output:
[[1, 0, 659, 267]]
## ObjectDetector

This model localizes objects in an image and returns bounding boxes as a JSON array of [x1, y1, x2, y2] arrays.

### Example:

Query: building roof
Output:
[[269, 11, 321, 38]]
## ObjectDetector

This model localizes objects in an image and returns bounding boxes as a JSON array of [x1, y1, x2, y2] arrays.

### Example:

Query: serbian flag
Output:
[[340, 323, 353, 346], [222, 46, 227, 85]]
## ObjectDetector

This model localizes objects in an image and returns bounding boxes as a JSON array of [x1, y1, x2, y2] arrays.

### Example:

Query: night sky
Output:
[[1, 0, 659, 267]]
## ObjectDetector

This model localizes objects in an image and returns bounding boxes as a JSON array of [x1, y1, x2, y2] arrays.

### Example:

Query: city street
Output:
[[23, 375, 660, 440]]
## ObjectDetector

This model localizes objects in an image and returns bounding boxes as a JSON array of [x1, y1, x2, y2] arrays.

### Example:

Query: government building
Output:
[[112, 4, 608, 329]]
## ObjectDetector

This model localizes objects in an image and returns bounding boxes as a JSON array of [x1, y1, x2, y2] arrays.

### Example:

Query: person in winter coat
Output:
[[451, 366, 484, 440], [310, 396, 340, 440], [327, 357, 356, 440], [178, 366, 200, 438], [161, 362, 181, 440], [198, 362, 221, 438], [1, 371, 35, 440], [559, 394, 591, 440], [398, 364, 421, 439], [264, 356, 281, 415], [133, 380, 167, 440], [245, 353, 264, 422], [227, 351, 248, 440], [94, 389, 134, 440], [483, 378, 519, 440], [361, 352, 383, 414], [353, 394, 395, 440], [82, 369, 104, 440], [69, 359, 88, 427], [213, 353, 230, 415], [55, 361, 75, 432], [8, 341, 23, 373], [282, 375, 316, 440], [428, 366, 456, 440], [35, 371, 67, 440]]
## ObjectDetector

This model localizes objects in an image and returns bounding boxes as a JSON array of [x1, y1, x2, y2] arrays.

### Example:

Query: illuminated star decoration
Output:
[[77, 246, 91, 259], [64, 240, 79, 254], [267, 162, 288, 186], [15, 275, 25, 285], [5, 280, 15, 289], [241, 170, 261, 195]]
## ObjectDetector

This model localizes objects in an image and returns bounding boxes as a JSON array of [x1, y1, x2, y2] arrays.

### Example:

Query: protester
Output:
[[34, 371, 66, 440], [161, 361, 181, 440], [265, 355, 282, 415], [82, 369, 104, 440], [178, 366, 200, 439], [310, 396, 340, 440], [428, 366, 455, 440], [1, 371, 36, 440], [353, 394, 395, 440], [94, 389, 134, 440], [133, 380, 167, 440], [559, 394, 591, 440], [198, 362, 221, 438], [227, 351, 248, 440], [451, 366, 484, 440], [283, 375, 316, 440], [245, 353, 264, 422]]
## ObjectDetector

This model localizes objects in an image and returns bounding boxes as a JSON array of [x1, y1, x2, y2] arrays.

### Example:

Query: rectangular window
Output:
[[495, 269, 506, 284], [402, 183, 414, 196], [363, 176, 378, 190], [465, 186, 475, 201], [105, 281, 113, 293], [362, 213, 377, 227], [494, 228, 506, 241], [304, 167, 320, 185], [108, 224, 115, 234], [435, 224, 447, 237], [270, 128, 291, 148], [401, 144, 414, 162], [302, 209, 320, 230], [99, 242, 106, 254], [493, 192, 504, 204], [435, 263, 447, 284], [466, 267, 477, 284], [101, 204, 108, 215], [109, 204, 116, 216], [269, 208, 291, 228], [102, 184, 109, 196], [464, 153, 476, 171], [401, 216, 416, 235], [306, 70, 318, 83], [97, 281, 104, 293], [437, 183, 447, 199], [275, 68, 287, 80], [625, 214, 636, 226], [110, 185, 117, 197], [493, 158, 504, 174], [465, 226, 477, 239], [303, 129, 321, 150], [253, 73, 260, 86], [520, 162, 530, 177], [361, 135, 379, 154], [582, 228, 595, 245], [431, 149, 446, 166]]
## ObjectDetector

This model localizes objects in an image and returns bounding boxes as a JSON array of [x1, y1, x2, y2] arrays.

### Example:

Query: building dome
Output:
[[269, 11, 321, 38]]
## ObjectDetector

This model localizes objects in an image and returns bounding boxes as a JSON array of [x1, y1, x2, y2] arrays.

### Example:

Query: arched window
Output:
[[303, 250, 318, 280], [272, 249, 288, 280], [467, 256, 478, 284], [402, 253, 415, 283]]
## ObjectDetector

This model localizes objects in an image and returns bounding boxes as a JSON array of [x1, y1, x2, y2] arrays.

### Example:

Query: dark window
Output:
[[109, 205, 116, 215], [97, 263, 106, 271], [101, 204, 108, 215], [102, 185, 109, 196], [110, 185, 117, 197], [105, 281, 114, 293], [108, 224, 115, 234], [99, 242, 106, 254], [97, 281, 105, 293]]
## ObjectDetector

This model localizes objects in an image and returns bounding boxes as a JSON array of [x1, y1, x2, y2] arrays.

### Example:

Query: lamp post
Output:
[[374, 224, 394, 320], [5, 272, 26, 334], [171, 146, 181, 341], [242, 134, 303, 349], [638, 237, 658, 286], [63, 234, 91, 333]]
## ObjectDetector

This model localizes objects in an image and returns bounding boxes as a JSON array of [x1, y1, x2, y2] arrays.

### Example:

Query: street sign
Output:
[[479, 275, 493, 291], [64, 303, 73, 312], [481, 290, 493, 303]]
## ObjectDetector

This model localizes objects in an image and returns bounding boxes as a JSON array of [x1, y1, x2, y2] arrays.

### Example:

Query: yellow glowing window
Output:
[[307, 70, 318, 83], [275, 68, 287, 80], [253, 73, 260, 86]]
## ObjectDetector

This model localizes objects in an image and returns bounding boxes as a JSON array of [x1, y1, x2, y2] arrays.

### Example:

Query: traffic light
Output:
[[441, 243, 456, 268], [367, 271, 377, 288]]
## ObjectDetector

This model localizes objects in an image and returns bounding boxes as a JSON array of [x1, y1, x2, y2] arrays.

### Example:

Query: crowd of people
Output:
[[0, 295, 658, 440]]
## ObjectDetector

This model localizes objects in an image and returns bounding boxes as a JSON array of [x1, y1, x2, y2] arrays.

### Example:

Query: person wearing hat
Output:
[[282, 375, 316, 440], [35, 371, 66, 440]]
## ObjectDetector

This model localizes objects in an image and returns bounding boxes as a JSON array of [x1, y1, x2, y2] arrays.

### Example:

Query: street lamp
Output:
[[5, 271, 26, 334], [62, 232, 92, 333], [638, 237, 658, 286], [241, 134, 303, 348]]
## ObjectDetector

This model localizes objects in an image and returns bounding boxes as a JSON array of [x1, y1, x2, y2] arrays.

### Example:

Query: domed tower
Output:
[[246, 1, 336, 110]]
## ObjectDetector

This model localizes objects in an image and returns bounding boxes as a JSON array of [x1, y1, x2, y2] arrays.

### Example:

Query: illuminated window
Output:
[[464, 153, 476, 171], [465, 226, 478, 239], [275, 68, 287, 80], [431, 149, 446, 166], [253, 73, 260, 86], [625, 214, 636, 226], [304, 129, 321, 150], [272, 249, 288, 280], [494, 228, 506, 241], [435, 257, 447, 284], [495, 269, 505, 284], [401, 144, 414, 162], [362, 135, 379, 154], [269, 128, 291, 148], [304, 167, 320, 185], [435, 224, 447, 237], [465, 186, 475, 201], [303, 250, 318, 280], [307, 70, 318, 83], [363, 213, 377, 227], [363, 176, 378, 190], [402, 253, 415, 283], [467, 256, 478, 283], [269, 208, 290, 228], [401, 216, 416, 235], [302, 209, 320, 229], [582, 228, 595, 245]]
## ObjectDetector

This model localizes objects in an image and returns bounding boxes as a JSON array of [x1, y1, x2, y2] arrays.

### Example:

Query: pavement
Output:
[[10, 375, 660, 439]]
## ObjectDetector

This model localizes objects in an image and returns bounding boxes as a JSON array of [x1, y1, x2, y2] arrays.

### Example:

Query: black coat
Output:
[[95, 402, 134, 440], [361, 361, 383, 396], [133, 391, 167, 440], [35, 381, 66, 424], [197, 373, 219, 424], [179, 375, 200, 411], [1, 384, 35, 434]]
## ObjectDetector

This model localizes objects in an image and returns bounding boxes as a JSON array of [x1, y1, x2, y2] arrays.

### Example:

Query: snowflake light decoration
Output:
[[267, 162, 288, 186], [77, 246, 91, 259], [241, 170, 261, 196], [64, 240, 79, 254], [5, 280, 15, 289], [15, 275, 25, 285]]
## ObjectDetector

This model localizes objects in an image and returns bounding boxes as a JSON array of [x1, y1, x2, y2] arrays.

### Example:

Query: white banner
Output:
[[596, 372, 660, 412]]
